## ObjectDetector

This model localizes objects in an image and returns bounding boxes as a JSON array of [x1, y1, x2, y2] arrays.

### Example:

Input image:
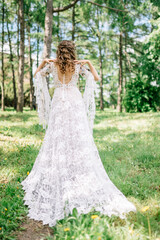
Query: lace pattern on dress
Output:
[[80, 65, 99, 135], [21, 93, 137, 226], [34, 71, 51, 129]]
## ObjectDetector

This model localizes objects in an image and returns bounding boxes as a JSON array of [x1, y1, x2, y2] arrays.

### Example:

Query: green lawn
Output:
[[0, 108, 160, 240]]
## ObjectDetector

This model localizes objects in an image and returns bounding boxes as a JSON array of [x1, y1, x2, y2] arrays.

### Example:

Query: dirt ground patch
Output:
[[15, 217, 54, 240]]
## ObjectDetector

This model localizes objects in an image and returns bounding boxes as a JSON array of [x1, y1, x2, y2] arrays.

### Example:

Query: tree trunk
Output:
[[123, 31, 127, 112], [72, 5, 75, 41], [37, 25, 40, 68], [27, 24, 34, 110], [17, 0, 25, 112], [57, 4, 61, 42], [43, 0, 53, 88], [43, 0, 53, 59], [99, 46, 104, 110], [1, 0, 5, 111], [17, 4, 20, 62], [117, 32, 123, 112], [72, 4, 79, 89], [96, 7, 104, 110], [7, 19, 17, 110]]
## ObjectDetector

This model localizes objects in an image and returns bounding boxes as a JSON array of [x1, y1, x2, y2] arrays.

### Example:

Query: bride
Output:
[[21, 40, 136, 227]]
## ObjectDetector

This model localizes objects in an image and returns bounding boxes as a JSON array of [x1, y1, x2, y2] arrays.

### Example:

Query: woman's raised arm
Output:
[[33, 59, 57, 78], [74, 60, 100, 81]]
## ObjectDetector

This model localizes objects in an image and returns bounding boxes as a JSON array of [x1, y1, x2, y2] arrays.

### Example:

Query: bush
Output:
[[123, 76, 160, 113]]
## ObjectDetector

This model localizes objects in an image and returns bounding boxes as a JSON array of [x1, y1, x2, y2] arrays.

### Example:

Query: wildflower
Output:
[[27, 171, 29, 175], [129, 227, 134, 235], [0, 227, 2, 230], [64, 227, 70, 232], [5, 158, 7, 160], [141, 206, 149, 212], [17, 187, 19, 189], [5, 208, 7, 211], [98, 237, 102, 240], [91, 215, 99, 219], [141, 206, 151, 237], [71, 237, 75, 239]]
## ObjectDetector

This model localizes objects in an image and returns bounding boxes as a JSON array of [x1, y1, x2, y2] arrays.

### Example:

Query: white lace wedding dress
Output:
[[21, 62, 136, 227]]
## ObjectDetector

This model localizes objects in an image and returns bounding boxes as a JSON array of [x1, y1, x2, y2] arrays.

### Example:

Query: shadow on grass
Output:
[[0, 107, 37, 123], [0, 113, 37, 123], [95, 108, 160, 125], [95, 110, 127, 125], [0, 143, 40, 182], [93, 126, 121, 139], [0, 123, 45, 138]]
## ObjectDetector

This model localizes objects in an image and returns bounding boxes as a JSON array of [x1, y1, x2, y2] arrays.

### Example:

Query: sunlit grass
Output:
[[0, 107, 160, 239]]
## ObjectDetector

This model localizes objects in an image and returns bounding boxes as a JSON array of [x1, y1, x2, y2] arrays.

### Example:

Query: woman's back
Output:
[[55, 62, 76, 84]]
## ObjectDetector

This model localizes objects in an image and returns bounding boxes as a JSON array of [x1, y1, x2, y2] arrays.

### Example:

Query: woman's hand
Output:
[[43, 59, 50, 64], [33, 58, 57, 78], [45, 58, 57, 63]]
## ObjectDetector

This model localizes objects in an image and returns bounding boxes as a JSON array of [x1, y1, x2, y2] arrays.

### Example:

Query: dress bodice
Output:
[[40, 62, 82, 89], [34, 61, 98, 132], [53, 63, 80, 89]]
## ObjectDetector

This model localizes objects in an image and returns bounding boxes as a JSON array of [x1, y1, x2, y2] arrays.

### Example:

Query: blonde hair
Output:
[[55, 40, 77, 74]]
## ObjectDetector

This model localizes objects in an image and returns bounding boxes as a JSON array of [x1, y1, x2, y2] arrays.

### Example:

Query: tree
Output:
[[117, 32, 123, 112], [6, 9, 17, 110], [17, 0, 25, 112], [43, 0, 53, 59], [72, 5, 76, 41], [43, 0, 80, 59], [1, 0, 5, 111], [27, 24, 34, 110]]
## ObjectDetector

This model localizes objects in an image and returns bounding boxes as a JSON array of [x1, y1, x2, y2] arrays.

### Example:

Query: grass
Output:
[[0, 107, 160, 239]]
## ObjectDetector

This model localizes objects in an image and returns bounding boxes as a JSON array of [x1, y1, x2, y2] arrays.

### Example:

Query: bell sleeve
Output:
[[33, 62, 54, 130], [39, 62, 54, 77], [79, 65, 99, 135]]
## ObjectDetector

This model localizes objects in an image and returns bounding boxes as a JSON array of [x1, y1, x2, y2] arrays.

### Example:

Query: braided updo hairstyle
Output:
[[56, 40, 77, 74]]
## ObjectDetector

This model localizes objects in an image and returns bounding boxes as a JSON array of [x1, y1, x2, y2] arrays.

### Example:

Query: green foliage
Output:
[[123, 76, 160, 112], [123, 16, 160, 113], [48, 211, 113, 240], [141, 18, 160, 85]]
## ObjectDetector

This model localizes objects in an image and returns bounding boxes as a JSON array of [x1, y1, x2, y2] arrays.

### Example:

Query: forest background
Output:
[[0, 0, 160, 113]]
